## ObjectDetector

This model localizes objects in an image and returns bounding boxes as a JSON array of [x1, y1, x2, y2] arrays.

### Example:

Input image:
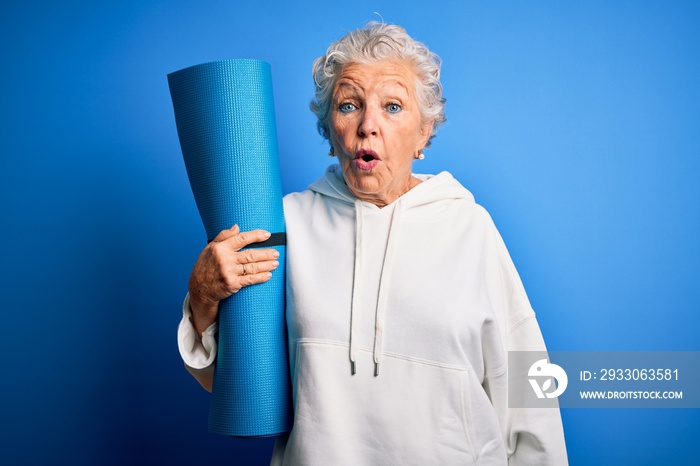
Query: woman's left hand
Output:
[[188, 225, 280, 337]]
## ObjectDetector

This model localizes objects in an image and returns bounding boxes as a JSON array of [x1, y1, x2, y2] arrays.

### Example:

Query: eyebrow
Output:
[[334, 78, 410, 99], [335, 81, 360, 92]]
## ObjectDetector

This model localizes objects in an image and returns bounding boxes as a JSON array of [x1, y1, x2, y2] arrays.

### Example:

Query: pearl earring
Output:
[[416, 151, 425, 160]]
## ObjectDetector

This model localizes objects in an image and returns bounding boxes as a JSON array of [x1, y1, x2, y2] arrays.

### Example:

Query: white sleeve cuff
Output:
[[177, 293, 218, 369]]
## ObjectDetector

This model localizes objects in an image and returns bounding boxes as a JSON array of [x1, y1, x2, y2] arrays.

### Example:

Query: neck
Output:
[[352, 176, 422, 208]]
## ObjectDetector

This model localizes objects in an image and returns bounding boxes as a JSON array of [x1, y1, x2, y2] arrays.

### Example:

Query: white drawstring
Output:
[[349, 199, 364, 375], [372, 200, 402, 377], [348, 199, 402, 377]]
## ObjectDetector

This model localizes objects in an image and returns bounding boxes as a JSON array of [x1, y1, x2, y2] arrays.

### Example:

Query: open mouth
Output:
[[355, 149, 379, 160], [354, 149, 380, 170]]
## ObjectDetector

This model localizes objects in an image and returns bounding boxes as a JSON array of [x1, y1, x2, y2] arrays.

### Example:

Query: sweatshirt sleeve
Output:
[[483, 215, 569, 465], [177, 293, 217, 391], [505, 315, 568, 465]]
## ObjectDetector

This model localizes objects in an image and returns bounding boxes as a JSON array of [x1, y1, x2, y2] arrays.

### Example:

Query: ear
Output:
[[416, 118, 434, 153]]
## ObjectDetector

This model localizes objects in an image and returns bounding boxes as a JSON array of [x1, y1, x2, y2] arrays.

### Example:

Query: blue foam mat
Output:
[[168, 59, 293, 437]]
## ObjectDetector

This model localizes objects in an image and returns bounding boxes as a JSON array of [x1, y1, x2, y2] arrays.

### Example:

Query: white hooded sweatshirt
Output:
[[179, 164, 568, 465]]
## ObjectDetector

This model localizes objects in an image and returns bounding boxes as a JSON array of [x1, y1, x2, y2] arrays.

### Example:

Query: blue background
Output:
[[2, 1, 698, 464]]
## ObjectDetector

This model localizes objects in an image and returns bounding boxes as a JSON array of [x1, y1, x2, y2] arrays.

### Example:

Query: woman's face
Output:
[[329, 60, 433, 207]]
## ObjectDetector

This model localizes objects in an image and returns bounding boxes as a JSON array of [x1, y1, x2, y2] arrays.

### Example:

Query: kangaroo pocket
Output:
[[282, 340, 505, 466]]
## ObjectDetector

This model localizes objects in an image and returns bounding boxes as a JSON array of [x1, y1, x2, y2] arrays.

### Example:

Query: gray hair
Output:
[[310, 22, 446, 147]]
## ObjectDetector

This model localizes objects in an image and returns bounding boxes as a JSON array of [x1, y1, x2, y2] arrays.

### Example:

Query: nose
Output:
[[358, 107, 379, 137]]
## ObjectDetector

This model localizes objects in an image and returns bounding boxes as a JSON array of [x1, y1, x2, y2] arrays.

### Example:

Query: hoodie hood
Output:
[[308, 164, 475, 210], [307, 164, 475, 376]]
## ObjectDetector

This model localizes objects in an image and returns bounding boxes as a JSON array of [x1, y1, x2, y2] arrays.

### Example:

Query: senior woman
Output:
[[179, 22, 568, 465]]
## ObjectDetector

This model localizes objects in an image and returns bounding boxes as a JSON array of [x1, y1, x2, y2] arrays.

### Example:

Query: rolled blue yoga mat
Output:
[[168, 59, 292, 437]]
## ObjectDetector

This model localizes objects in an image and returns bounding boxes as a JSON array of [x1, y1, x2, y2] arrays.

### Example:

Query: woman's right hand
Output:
[[188, 225, 280, 337]]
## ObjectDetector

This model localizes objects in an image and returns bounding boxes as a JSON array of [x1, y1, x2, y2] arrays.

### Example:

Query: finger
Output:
[[212, 224, 240, 243], [226, 229, 272, 250], [236, 248, 280, 265], [238, 270, 274, 289], [240, 259, 280, 276]]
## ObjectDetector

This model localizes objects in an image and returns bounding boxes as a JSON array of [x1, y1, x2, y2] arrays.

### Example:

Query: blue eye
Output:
[[386, 103, 402, 114], [339, 102, 356, 113]]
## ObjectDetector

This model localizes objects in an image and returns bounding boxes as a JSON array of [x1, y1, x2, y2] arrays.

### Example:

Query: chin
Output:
[[347, 174, 380, 192]]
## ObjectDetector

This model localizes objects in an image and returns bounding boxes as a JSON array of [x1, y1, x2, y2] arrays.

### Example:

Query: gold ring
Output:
[[242, 264, 247, 275]]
